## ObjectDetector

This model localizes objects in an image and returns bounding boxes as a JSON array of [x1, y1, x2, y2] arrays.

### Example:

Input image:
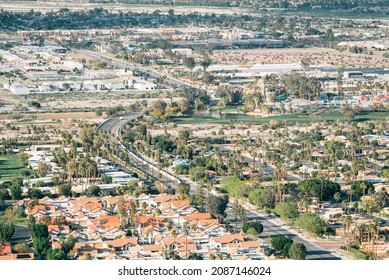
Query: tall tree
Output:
[[0, 222, 15, 243], [288, 243, 307, 260], [177, 182, 190, 200], [206, 194, 229, 222]]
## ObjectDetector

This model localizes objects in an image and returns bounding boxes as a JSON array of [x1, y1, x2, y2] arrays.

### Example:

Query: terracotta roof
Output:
[[102, 196, 119, 205], [48, 225, 59, 233], [194, 232, 208, 238], [128, 251, 139, 258], [138, 215, 164, 225], [177, 243, 197, 252], [184, 212, 211, 221], [227, 243, 240, 249], [198, 219, 219, 227], [28, 205, 46, 215], [206, 224, 225, 231], [73, 197, 102, 211], [39, 197, 53, 205], [0, 243, 12, 256], [213, 233, 244, 244], [12, 253, 35, 260], [90, 215, 120, 228], [106, 237, 138, 248], [106, 253, 119, 260], [171, 200, 190, 208], [229, 248, 239, 255], [235, 255, 250, 260], [239, 241, 260, 249], [52, 241, 62, 249], [51, 209, 64, 216], [142, 244, 163, 252], [152, 194, 178, 204]]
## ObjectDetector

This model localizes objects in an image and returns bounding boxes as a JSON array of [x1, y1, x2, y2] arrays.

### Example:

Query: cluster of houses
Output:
[[20, 193, 265, 260], [20, 144, 139, 194], [287, 133, 389, 181]]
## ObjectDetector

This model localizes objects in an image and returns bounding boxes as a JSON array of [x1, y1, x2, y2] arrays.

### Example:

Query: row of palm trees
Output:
[[340, 215, 382, 259]]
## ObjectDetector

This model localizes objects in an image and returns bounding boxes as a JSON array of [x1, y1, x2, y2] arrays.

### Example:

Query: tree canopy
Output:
[[274, 202, 299, 221], [288, 242, 307, 260], [350, 181, 375, 200], [298, 178, 341, 201], [0, 222, 15, 243], [206, 194, 229, 220], [296, 213, 326, 236], [271, 236, 293, 257], [242, 221, 264, 235]]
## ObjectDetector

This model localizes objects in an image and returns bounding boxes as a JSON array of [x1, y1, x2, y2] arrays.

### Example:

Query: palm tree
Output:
[[208, 252, 216, 260], [170, 228, 177, 260], [355, 223, 366, 245], [182, 222, 190, 259], [368, 222, 379, 259], [215, 253, 224, 260], [190, 223, 197, 233], [250, 149, 257, 171], [340, 215, 352, 250], [334, 192, 341, 208]]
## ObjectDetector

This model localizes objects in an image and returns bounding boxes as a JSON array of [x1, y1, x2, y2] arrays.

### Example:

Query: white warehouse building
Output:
[[129, 79, 157, 91]]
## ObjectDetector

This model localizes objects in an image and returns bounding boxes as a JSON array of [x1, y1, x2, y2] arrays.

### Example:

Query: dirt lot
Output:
[[0, 111, 103, 121], [0, 84, 176, 110], [211, 48, 389, 68], [314, 241, 342, 250], [0, 1, 246, 15]]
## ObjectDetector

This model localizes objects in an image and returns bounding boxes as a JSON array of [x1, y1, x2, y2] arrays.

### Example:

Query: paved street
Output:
[[98, 113, 179, 188], [11, 225, 31, 246], [245, 210, 340, 260]]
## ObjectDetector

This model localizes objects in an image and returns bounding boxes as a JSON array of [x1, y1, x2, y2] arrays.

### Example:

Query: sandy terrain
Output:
[[150, 121, 318, 140], [0, 111, 103, 121], [211, 48, 389, 68], [41, 96, 175, 109], [0, 82, 179, 110], [314, 241, 342, 250], [0, 1, 247, 15]]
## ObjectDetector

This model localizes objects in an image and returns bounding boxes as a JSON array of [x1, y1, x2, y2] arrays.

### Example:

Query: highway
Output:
[[98, 115, 342, 260], [98, 114, 140, 137], [98, 113, 180, 188]]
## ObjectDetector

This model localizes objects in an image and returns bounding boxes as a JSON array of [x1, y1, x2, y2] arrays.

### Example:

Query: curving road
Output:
[[11, 225, 31, 246], [98, 113, 180, 188]]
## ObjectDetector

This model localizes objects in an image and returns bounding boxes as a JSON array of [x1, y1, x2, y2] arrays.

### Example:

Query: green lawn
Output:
[[220, 106, 239, 113], [339, 247, 369, 260], [0, 155, 26, 184], [170, 111, 389, 125]]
